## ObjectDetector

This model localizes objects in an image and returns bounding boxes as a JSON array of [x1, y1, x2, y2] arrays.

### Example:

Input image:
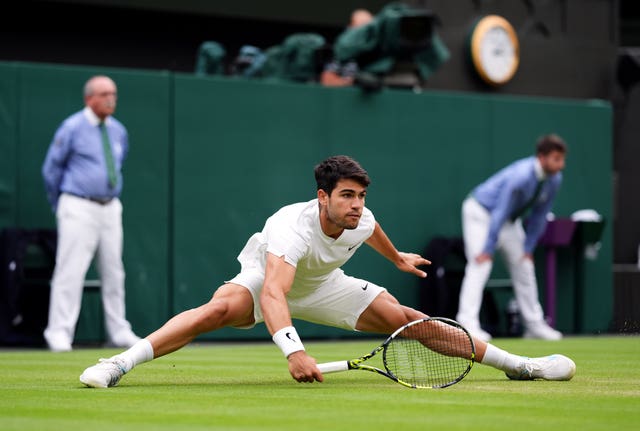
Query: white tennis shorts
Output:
[[226, 269, 386, 330]]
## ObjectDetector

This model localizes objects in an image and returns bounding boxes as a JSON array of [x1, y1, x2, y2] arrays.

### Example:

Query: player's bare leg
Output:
[[354, 291, 574, 381], [79, 283, 255, 388], [148, 284, 255, 357]]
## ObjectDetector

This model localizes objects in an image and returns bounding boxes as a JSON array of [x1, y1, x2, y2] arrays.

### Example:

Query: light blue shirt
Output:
[[472, 156, 562, 255], [42, 107, 128, 210]]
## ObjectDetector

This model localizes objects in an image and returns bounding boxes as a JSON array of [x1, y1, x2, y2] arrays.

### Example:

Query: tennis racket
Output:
[[317, 317, 475, 389]]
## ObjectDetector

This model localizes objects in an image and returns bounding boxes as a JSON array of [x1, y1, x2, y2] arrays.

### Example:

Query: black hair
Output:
[[314, 155, 370, 195]]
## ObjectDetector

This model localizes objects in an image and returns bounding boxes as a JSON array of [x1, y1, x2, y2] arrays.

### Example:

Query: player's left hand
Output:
[[396, 252, 431, 278]]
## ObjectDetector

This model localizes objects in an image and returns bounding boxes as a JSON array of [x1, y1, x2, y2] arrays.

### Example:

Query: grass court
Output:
[[1, 335, 638, 431]]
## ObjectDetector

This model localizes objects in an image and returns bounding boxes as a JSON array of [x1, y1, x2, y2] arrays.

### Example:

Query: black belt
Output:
[[67, 193, 113, 205]]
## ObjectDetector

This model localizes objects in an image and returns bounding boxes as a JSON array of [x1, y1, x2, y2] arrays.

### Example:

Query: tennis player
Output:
[[80, 155, 575, 388]]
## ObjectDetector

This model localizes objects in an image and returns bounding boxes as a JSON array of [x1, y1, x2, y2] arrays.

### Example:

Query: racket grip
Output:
[[317, 361, 349, 374]]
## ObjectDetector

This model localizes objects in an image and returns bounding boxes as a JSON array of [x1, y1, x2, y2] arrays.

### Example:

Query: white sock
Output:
[[481, 344, 522, 372], [113, 339, 154, 373]]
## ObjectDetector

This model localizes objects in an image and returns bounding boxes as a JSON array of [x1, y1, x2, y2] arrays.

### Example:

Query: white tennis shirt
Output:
[[235, 199, 376, 289]]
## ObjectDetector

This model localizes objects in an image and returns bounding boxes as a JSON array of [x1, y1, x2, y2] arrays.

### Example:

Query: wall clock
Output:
[[469, 15, 520, 86]]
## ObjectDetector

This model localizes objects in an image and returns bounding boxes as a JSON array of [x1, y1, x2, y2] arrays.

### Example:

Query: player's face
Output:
[[540, 150, 566, 176], [319, 179, 367, 235]]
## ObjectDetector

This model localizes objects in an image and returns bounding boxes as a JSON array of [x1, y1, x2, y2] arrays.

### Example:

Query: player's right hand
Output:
[[287, 351, 324, 383]]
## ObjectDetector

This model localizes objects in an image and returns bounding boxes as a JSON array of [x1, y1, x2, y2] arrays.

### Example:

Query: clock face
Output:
[[470, 15, 520, 86]]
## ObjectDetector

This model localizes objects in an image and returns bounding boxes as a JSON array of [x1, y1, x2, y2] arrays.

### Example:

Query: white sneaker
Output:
[[506, 354, 576, 381], [523, 321, 563, 340], [79, 357, 128, 388]]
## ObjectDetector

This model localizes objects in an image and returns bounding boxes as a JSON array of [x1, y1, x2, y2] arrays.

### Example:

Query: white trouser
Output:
[[44, 193, 133, 345], [456, 197, 545, 328]]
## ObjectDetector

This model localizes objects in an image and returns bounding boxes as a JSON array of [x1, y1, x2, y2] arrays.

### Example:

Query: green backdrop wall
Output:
[[0, 61, 612, 342]]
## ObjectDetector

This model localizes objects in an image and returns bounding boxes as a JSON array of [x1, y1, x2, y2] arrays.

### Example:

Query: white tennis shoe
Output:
[[79, 357, 128, 388], [506, 354, 576, 381]]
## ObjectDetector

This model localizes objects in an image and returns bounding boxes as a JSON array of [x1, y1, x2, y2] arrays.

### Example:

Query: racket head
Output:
[[382, 317, 475, 388]]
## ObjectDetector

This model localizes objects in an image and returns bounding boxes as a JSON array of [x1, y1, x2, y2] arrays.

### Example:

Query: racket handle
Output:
[[317, 361, 349, 374]]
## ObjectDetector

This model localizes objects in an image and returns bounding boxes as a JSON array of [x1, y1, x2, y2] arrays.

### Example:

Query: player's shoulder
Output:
[[272, 199, 316, 218], [266, 200, 316, 230], [263, 200, 316, 247]]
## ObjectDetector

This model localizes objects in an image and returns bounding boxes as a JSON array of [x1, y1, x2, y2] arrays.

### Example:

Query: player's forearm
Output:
[[260, 289, 306, 358], [365, 222, 403, 265], [260, 289, 293, 335], [261, 253, 297, 335]]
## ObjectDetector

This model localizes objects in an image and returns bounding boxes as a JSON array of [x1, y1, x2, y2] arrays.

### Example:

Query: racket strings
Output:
[[384, 320, 474, 388]]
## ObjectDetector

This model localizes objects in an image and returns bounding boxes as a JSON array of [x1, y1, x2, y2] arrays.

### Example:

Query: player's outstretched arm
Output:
[[260, 253, 323, 383], [365, 223, 431, 278]]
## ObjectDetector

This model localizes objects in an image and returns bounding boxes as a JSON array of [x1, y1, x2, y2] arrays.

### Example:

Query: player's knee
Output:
[[193, 299, 230, 331], [358, 303, 412, 333]]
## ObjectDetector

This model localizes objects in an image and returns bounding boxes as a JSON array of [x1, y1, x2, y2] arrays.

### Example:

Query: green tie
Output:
[[99, 122, 118, 188], [510, 179, 544, 221]]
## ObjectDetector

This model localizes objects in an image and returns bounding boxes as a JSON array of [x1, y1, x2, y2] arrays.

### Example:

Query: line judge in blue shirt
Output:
[[456, 134, 567, 342], [42, 75, 140, 352]]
